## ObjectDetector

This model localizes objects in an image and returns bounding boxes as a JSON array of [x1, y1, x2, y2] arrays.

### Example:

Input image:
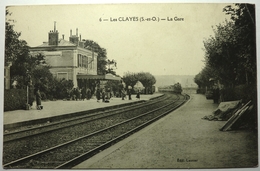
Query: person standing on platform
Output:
[[96, 88, 101, 102], [136, 90, 140, 100], [107, 87, 111, 100], [102, 88, 106, 102], [34, 87, 42, 110], [28, 86, 35, 109], [75, 87, 80, 101], [105, 88, 111, 102], [72, 88, 77, 100], [86, 88, 91, 100], [81, 87, 86, 101], [213, 86, 220, 104], [128, 86, 132, 100], [121, 89, 126, 100]]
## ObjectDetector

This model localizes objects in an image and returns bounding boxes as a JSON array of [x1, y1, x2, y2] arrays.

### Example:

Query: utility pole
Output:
[[26, 70, 32, 110]]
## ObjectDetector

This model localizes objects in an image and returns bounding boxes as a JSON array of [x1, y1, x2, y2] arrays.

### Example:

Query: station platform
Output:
[[3, 93, 163, 129], [73, 93, 258, 169]]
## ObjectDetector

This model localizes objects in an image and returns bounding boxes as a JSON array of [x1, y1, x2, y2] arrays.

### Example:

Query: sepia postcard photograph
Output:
[[1, 0, 258, 170]]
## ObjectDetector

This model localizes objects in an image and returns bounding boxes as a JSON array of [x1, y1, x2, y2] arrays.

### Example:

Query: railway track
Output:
[[4, 94, 168, 142], [3, 93, 189, 169]]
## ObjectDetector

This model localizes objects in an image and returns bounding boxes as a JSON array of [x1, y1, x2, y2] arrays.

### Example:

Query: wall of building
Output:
[[50, 67, 74, 80], [30, 25, 99, 88], [43, 50, 74, 67], [76, 48, 97, 75]]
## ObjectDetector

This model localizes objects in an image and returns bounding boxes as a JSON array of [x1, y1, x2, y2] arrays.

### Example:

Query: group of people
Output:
[[70, 87, 92, 101], [28, 86, 42, 110], [95, 88, 141, 102], [28, 86, 142, 110], [96, 88, 112, 102], [120, 88, 141, 101]]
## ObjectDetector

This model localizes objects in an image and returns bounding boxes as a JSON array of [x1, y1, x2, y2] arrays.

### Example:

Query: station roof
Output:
[[36, 39, 77, 47], [77, 74, 121, 81]]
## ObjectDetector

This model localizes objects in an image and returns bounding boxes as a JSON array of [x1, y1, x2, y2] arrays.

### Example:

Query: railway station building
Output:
[[30, 25, 98, 88], [30, 24, 121, 90]]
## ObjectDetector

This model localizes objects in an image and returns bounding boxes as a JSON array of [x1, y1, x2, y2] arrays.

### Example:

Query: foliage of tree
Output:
[[33, 65, 54, 92], [5, 10, 74, 103], [49, 78, 74, 100], [4, 89, 27, 111], [6, 10, 48, 86], [203, 21, 239, 86], [195, 3, 256, 90], [106, 59, 117, 75], [83, 40, 118, 75], [122, 71, 156, 94], [194, 62, 218, 89], [136, 72, 156, 88], [104, 80, 122, 97], [5, 10, 25, 66], [83, 40, 108, 75], [122, 72, 138, 89], [136, 72, 156, 93], [11, 53, 48, 88], [6, 10, 44, 81], [224, 4, 256, 84]]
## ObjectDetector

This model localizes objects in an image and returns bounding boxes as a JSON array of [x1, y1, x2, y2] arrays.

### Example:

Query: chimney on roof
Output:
[[69, 28, 79, 46], [79, 41, 84, 48], [79, 34, 84, 48], [54, 21, 56, 32], [48, 22, 59, 46], [62, 34, 64, 40]]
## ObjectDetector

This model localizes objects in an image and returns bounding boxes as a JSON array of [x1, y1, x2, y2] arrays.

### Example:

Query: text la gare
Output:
[[110, 17, 138, 22]]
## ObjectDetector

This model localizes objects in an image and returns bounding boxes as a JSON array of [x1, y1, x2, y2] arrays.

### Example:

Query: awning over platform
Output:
[[77, 74, 121, 81]]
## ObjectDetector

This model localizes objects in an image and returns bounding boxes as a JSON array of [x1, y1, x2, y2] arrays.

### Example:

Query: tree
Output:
[[203, 21, 240, 87], [194, 65, 215, 89], [49, 78, 74, 100], [83, 40, 118, 75], [223, 4, 256, 85], [5, 9, 76, 102], [122, 72, 138, 89], [5, 10, 24, 66], [83, 40, 108, 75], [106, 59, 117, 75], [5, 10, 48, 89], [195, 3, 256, 106], [136, 72, 156, 94], [197, 3, 256, 90], [194, 63, 220, 94], [32, 65, 53, 91], [104, 80, 122, 97]]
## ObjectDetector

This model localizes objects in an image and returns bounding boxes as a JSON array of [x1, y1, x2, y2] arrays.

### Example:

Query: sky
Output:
[[4, 2, 236, 77]]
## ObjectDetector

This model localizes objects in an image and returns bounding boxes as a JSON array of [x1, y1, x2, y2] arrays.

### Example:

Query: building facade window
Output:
[[88, 56, 94, 70], [86, 56, 88, 68], [78, 54, 91, 69], [80, 54, 82, 67], [82, 55, 85, 68]]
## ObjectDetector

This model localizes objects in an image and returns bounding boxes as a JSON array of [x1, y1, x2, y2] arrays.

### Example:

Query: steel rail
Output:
[[3, 95, 171, 165], [4, 95, 168, 142], [3, 94, 188, 169], [57, 94, 188, 168]]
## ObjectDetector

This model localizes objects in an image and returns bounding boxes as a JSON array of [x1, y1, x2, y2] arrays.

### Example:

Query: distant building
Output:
[[30, 23, 98, 88]]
